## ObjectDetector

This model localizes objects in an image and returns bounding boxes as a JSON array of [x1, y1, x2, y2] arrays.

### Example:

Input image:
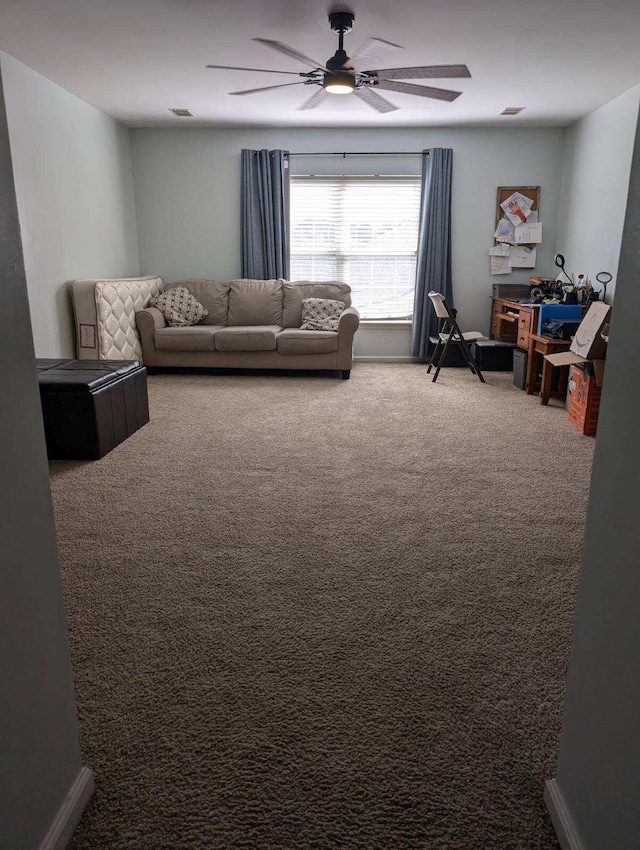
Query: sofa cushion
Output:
[[215, 325, 280, 351], [165, 280, 229, 326], [155, 326, 220, 352], [276, 328, 339, 355], [151, 286, 208, 327], [282, 281, 351, 328], [228, 279, 283, 326]]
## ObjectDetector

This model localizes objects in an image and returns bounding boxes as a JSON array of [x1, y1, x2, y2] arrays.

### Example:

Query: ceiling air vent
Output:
[[499, 106, 525, 116], [169, 108, 194, 117]]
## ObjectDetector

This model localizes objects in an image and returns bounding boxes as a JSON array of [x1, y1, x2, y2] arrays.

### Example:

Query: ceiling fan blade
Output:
[[371, 64, 471, 80], [349, 37, 403, 70], [229, 81, 308, 96], [377, 79, 462, 102], [252, 38, 325, 70], [206, 64, 304, 76], [354, 87, 399, 114], [297, 88, 328, 111]]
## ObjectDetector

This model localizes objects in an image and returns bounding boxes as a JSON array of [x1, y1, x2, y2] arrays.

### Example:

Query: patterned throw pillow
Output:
[[151, 286, 208, 327], [300, 298, 344, 332]]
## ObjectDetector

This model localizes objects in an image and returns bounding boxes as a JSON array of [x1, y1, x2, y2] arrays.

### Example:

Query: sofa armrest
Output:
[[338, 306, 360, 336], [337, 306, 360, 371], [135, 307, 165, 366], [137, 306, 166, 331]]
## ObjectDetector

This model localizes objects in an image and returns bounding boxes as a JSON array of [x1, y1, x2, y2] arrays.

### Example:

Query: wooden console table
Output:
[[490, 297, 540, 392], [490, 298, 575, 402]]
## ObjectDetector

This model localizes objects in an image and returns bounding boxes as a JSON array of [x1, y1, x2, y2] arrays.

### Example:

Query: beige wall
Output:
[[0, 63, 92, 850], [547, 104, 640, 850], [557, 83, 640, 302], [0, 52, 140, 358]]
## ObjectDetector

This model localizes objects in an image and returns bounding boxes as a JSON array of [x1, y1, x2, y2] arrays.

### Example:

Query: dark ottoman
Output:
[[37, 359, 149, 459], [471, 339, 516, 371]]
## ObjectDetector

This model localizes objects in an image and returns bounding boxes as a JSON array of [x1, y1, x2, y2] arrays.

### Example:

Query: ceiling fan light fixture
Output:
[[323, 71, 355, 94], [208, 10, 472, 112]]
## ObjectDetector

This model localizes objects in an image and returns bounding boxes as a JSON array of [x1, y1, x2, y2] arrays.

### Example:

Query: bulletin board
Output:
[[495, 186, 540, 228], [490, 185, 541, 272]]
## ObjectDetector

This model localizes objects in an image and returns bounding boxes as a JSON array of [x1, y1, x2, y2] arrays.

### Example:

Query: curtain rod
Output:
[[286, 151, 427, 157]]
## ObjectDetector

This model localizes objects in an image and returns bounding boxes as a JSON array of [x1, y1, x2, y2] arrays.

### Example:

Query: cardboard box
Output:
[[543, 302, 610, 386], [567, 364, 602, 436]]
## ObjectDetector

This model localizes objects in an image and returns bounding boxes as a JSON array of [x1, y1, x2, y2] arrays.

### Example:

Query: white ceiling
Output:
[[1, 0, 640, 128]]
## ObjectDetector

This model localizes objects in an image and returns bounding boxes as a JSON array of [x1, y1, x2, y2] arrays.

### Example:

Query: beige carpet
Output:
[[50, 364, 594, 850]]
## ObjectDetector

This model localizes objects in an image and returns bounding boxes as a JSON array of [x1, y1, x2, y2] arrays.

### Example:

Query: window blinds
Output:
[[290, 176, 421, 320]]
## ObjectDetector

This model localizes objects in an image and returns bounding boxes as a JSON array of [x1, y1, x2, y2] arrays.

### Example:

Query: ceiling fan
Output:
[[206, 10, 471, 113]]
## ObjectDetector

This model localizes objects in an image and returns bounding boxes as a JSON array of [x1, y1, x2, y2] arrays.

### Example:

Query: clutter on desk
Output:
[[564, 269, 611, 304], [540, 318, 582, 340], [491, 186, 541, 274], [543, 253, 578, 303], [528, 276, 562, 300], [526, 254, 611, 307], [489, 271, 610, 433], [537, 302, 582, 335], [596, 271, 612, 301], [554, 253, 572, 284], [538, 301, 580, 327]]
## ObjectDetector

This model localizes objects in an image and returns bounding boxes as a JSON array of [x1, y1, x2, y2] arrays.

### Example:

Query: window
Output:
[[289, 176, 421, 320]]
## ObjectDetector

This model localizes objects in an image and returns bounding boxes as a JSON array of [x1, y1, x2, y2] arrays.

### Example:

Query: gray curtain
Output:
[[411, 148, 454, 358], [241, 149, 289, 279]]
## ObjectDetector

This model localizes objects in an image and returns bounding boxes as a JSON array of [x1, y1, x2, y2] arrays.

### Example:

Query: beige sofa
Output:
[[136, 279, 360, 378]]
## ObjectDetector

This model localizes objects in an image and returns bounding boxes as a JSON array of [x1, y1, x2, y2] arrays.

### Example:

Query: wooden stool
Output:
[[527, 335, 572, 405]]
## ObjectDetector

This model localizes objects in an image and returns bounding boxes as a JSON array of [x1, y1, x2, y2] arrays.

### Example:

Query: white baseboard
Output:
[[353, 356, 425, 363], [38, 766, 94, 850], [544, 779, 585, 850]]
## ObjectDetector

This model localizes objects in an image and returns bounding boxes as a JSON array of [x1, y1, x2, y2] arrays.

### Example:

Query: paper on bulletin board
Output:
[[500, 192, 534, 226], [494, 217, 515, 243], [490, 255, 511, 274], [489, 243, 510, 256], [508, 244, 537, 268], [513, 221, 542, 244]]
